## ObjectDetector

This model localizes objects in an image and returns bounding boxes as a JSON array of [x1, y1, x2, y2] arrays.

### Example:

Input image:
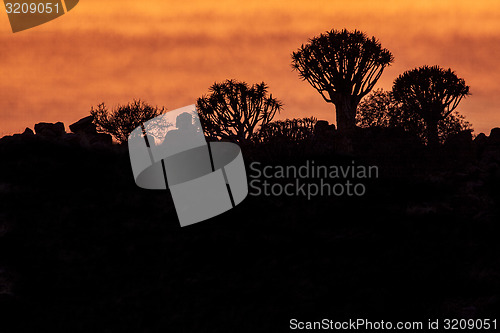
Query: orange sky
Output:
[[1, 0, 500, 136]]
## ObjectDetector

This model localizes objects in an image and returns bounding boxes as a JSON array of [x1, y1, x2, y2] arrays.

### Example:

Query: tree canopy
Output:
[[291, 29, 393, 132], [356, 89, 472, 144], [393, 65, 470, 147], [196, 79, 282, 143]]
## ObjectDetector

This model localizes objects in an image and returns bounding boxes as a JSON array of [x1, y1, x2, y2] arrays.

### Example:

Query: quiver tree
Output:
[[196, 79, 283, 143], [291, 29, 394, 133], [392, 65, 470, 148]]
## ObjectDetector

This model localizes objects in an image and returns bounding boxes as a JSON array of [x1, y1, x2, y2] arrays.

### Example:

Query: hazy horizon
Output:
[[1, 0, 500, 136]]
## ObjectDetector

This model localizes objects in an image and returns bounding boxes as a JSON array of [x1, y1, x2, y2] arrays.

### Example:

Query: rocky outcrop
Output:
[[0, 117, 114, 149], [34, 122, 65, 138], [89, 133, 113, 146], [488, 127, 500, 144], [22, 128, 34, 136], [475, 128, 500, 164], [68, 116, 112, 147], [313, 120, 335, 136], [445, 129, 473, 146], [69, 116, 97, 135]]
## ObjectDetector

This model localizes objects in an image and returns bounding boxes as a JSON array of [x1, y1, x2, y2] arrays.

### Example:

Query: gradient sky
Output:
[[1, 0, 500, 136]]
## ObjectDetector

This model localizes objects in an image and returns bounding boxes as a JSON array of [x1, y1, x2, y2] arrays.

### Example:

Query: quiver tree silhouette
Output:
[[392, 65, 470, 148], [291, 29, 393, 134], [90, 99, 166, 144], [356, 89, 472, 144], [196, 79, 283, 143]]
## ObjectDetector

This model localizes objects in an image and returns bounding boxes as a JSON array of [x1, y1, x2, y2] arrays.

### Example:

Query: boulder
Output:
[[89, 133, 113, 146], [314, 120, 336, 140], [444, 130, 473, 146], [444, 130, 474, 160], [489, 128, 500, 144], [61, 133, 81, 146], [34, 122, 65, 138], [69, 116, 97, 135], [22, 127, 34, 136], [473, 133, 488, 158], [311, 120, 337, 152], [314, 120, 330, 134], [474, 133, 487, 145], [479, 129, 500, 163]]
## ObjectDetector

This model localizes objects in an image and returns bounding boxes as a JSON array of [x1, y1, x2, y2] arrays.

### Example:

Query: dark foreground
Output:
[[0, 131, 499, 332]]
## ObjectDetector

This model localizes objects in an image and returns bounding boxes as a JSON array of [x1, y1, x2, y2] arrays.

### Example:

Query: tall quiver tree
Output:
[[393, 65, 470, 148], [291, 29, 394, 133]]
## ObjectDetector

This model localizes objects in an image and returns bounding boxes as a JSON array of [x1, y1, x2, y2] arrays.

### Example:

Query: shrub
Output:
[[90, 100, 166, 143], [356, 89, 472, 144], [256, 117, 317, 143]]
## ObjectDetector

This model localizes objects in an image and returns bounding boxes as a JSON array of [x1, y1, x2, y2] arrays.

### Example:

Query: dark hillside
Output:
[[0, 131, 499, 332]]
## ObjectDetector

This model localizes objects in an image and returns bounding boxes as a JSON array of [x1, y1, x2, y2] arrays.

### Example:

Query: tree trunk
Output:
[[334, 95, 357, 133], [332, 95, 358, 153], [426, 119, 439, 148]]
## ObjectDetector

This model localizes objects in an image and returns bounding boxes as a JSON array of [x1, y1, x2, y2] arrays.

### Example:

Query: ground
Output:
[[0, 133, 499, 332]]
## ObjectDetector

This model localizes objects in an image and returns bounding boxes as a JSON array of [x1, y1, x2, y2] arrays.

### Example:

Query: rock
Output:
[[89, 133, 113, 146], [474, 133, 487, 145], [479, 129, 500, 162], [69, 116, 97, 135], [61, 133, 81, 146], [314, 120, 330, 134], [473, 133, 488, 159], [22, 127, 34, 136], [480, 148, 500, 164], [445, 130, 473, 146], [314, 120, 336, 142], [34, 122, 65, 138], [68, 116, 112, 147], [489, 128, 500, 144], [443, 130, 474, 161], [311, 120, 336, 153], [353, 126, 422, 155]]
